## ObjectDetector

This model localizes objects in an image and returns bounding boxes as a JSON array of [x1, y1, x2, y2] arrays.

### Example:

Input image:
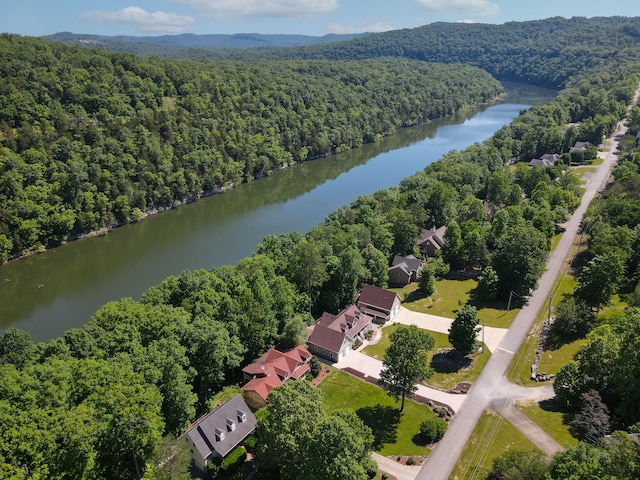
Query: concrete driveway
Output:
[[392, 307, 508, 354], [335, 350, 467, 412]]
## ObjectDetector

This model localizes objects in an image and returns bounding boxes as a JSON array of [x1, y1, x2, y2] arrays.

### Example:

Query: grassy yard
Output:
[[450, 410, 537, 480], [317, 366, 437, 457], [390, 279, 518, 329], [516, 399, 577, 448], [362, 323, 490, 391]]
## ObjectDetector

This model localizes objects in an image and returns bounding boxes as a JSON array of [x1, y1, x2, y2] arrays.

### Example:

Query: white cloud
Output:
[[414, 0, 500, 17], [327, 19, 395, 34], [80, 6, 195, 33], [169, 0, 338, 20]]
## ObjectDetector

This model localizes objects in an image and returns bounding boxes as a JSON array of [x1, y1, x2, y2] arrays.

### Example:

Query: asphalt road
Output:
[[417, 86, 640, 480]]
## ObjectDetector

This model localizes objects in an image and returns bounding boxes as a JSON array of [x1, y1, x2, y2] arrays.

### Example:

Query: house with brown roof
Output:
[[241, 345, 311, 409], [307, 304, 373, 362], [356, 284, 401, 324], [388, 254, 423, 285], [183, 395, 257, 472], [417, 225, 447, 257]]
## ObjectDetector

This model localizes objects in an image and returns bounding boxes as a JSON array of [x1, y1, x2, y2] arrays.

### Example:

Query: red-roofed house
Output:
[[307, 304, 373, 362], [356, 284, 401, 324], [241, 345, 311, 408]]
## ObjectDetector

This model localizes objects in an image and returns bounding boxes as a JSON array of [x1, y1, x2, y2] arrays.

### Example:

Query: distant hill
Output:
[[42, 31, 370, 56]]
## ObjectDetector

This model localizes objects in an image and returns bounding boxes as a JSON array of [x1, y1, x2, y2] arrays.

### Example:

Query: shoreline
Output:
[[1, 92, 505, 266]]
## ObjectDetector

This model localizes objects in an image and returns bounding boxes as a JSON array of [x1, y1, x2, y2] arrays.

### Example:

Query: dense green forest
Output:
[[1, 39, 638, 477], [196, 16, 640, 90], [0, 34, 502, 261], [43, 18, 640, 90]]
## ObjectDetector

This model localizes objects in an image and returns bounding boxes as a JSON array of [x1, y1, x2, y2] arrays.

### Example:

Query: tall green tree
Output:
[[448, 305, 481, 355], [378, 325, 434, 411], [302, 410, 376, 480], [256, 380, 325, 480]]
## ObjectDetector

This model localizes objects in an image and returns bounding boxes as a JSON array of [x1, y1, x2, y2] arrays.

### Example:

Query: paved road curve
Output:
[[418, 85, 640, 480]]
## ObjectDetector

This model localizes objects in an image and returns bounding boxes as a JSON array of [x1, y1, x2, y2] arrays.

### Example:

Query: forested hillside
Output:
[[0, 34, 501, 261], [202, 16, 640, 89], [1, 53, 637, 479]]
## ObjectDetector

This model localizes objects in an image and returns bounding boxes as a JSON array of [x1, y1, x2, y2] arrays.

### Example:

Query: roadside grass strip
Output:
[[450, 410, 536, 480]]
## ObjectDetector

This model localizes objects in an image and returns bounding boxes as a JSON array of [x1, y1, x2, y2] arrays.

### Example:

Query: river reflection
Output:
[[0, 82, 555, 341]]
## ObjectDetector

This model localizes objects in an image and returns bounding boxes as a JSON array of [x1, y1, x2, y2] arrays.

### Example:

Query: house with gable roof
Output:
[[388, 254, 423, 285], [417, 225, 447, 257], [529, 153, 560, 168], [307, 304, 373, 362], [183, 395, 257, 472], [356, 284, 401, 324], [241, 345, 311, 408]]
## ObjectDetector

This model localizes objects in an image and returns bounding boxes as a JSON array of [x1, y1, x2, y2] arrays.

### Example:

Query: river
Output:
[[0, 83, 555, 341]]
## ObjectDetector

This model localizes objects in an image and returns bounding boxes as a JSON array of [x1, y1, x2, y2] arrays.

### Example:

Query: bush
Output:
[[220, 445, 247, 472], [419, 416, 448, 443], [309, 355, 322, 377]]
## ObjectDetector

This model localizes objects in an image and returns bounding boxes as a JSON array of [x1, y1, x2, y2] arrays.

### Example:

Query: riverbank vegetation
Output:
[[0, 34, 502, 262], [2, 16, 640, 480]]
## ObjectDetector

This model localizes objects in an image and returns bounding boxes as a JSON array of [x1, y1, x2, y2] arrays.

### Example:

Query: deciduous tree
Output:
[[379, 325, 434, 411]]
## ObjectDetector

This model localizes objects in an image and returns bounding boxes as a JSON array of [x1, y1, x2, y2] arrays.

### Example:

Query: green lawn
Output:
[[516, 400, 577, 448], [318, 367, 437, 457], [362, 324, 490, 391], [390, 279, 518, 328], [450, 410, 537, 480]]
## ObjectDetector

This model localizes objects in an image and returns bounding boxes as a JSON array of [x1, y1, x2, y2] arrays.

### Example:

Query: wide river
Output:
[[0, 83, 555, 341]]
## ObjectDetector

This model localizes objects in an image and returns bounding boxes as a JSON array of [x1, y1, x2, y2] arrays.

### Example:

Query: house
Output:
[[388, 254, 423, 285], [307, 304, 373, 362], [241, 345, 312, 409], [569, 141, 589, 153], [183, 395, 257, 472], [417, 225, 447, 257], [529, 153, 559, 168], [356, 284, 402, 324]]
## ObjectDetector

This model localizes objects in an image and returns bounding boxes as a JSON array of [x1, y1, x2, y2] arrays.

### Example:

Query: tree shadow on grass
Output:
[[538, 398, 573, 427], [431, 349, 471, 373], [404, 288, 428, 303], [356, 404, 401, 449]]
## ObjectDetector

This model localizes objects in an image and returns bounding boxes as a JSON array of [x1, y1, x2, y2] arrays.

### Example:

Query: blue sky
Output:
[[1, 0, 638, 37]]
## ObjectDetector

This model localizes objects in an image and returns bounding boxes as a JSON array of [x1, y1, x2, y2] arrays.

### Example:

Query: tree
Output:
[[256, 380, 325, 479], [490, 449, 549, 480], [492, 224, 548, 297], [571, 390, 611, 444], [419, 417, 448, 444], [575, 251, 625, 311], [448, 305, 481, 355], [278, 314, 309, 349], [378, 325, 434, 411], [552, 296, 595, 338], [476, 265, 499, 301], [301, 410, 376, 480], [418, 264, 436, 296], [0, 328, 35, 369]]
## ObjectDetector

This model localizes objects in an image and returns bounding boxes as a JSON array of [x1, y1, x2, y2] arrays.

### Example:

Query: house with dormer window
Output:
[[182, 395, 257, 472]]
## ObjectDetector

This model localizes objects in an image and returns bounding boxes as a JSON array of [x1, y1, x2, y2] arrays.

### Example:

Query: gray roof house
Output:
[[529, 153, 560, 168], [307, 304, 373, 362], [183, 395, 257, 472], [388, 254, 423, 285], [569, 141, 589, 153], [417, 225, 447, 257]]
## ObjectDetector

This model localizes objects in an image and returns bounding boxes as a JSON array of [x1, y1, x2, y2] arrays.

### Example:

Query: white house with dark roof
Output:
[[183, 395, 257, 472], [307, 304, 373, 361], [356, 284, 401, 324]]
